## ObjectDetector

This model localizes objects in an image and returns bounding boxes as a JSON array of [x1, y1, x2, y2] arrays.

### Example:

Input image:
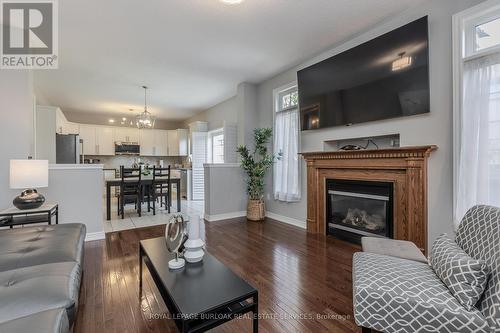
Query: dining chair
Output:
[[150, 165, 171, 215], [118, 166, 142, 219]]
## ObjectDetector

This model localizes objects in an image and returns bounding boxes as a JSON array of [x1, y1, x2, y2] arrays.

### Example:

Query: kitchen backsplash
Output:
[[85, 155, 186, 170]]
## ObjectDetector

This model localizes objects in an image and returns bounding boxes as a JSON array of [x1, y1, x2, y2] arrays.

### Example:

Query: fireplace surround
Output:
[[302, 145, 436, 254]]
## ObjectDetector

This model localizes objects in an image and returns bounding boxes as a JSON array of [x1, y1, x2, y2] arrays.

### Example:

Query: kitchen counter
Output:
[[50, 164, 103, 170]]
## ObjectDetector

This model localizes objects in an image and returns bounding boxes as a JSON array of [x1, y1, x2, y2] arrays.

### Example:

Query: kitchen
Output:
[[35, 106, 205, 233]]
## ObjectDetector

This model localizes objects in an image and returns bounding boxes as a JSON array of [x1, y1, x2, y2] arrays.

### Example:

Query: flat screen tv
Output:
[[298, 16, 429, 131]]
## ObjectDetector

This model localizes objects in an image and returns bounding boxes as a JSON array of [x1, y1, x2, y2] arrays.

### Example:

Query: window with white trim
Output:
[[273, 84, 301, 202], [454, 2, 500, 227], [207, 129, 224, 164]]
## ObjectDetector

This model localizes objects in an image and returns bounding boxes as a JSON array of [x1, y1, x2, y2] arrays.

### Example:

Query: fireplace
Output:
[[326, 179, 393, 243]]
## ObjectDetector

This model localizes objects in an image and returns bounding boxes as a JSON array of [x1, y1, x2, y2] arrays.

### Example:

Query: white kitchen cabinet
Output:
[[61, 122, 79, 134], [177, 129, 188, 156], [55, 108, 79, 134], [140, 129, 168, 156], [95, 127, 115, 155], [79, 125, 97, 155], [139, 130, 155, 156], [114, 127, 139, 143], [167, 130, 179, 156], [80, 125, 114, 156], [155, 130, 169, 156]]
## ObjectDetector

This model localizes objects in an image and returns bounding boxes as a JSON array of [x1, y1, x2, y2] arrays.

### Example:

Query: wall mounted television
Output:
[[298, 16, 430, 131]]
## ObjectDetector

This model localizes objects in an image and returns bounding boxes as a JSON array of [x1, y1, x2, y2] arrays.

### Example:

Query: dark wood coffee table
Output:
[[139, 237, 258, 333]]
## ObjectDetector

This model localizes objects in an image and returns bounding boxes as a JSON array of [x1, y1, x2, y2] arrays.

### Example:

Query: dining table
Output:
[[105, 175, 181, 221]]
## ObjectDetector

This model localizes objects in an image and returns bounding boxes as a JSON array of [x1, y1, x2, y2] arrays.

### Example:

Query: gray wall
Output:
[[0, 71, 34, 208], [185, 96, 238, 131], [45, 166, 103, 236], [185, 82, 259, 147], [255, 0, 485, 248], [204, 164, 246, 219]]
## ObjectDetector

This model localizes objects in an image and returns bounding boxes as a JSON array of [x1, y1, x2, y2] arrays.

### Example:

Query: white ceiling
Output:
[[34, 0, 427, 121]]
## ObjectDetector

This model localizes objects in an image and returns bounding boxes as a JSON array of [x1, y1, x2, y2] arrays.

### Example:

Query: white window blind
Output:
[[273, 85, 301, 202]]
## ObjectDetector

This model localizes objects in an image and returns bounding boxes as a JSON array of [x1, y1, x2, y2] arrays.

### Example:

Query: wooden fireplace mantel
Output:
[[301, 145, 437, 254]]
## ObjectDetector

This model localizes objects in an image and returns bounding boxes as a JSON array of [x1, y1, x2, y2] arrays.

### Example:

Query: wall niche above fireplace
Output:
[[302, 145, 436, 254]]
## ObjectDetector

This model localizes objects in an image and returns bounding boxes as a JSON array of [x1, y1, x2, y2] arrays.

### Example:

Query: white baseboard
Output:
[[204, 211, 247, 222], [265, 212, 306, 229], [85, 231, 105, 241]]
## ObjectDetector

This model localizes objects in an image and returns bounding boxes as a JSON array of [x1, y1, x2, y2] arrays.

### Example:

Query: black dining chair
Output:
[[118, 166, 142, 219], [149, 165, 171, 215]]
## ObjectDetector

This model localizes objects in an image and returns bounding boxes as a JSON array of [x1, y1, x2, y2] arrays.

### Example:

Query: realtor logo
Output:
[[1, 0, 58, 69]]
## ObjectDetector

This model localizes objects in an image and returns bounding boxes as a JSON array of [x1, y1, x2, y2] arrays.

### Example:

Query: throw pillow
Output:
[[430, 233, 490, 311]]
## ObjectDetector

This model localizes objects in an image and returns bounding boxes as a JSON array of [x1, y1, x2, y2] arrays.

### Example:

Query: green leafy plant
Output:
[[237, 128, 280, 201]]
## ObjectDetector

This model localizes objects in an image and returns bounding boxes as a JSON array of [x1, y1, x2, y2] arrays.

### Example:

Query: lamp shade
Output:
[[9, 160, 48, 189]]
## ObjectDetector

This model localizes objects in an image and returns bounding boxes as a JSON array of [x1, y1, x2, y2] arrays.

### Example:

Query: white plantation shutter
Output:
[[192, 132, 207, 201]]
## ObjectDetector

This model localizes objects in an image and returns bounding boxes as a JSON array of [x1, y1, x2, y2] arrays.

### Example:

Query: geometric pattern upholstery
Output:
[[456, 205, 500, 332], [353, 252, 490, 332], [430, 233, 490, 311]]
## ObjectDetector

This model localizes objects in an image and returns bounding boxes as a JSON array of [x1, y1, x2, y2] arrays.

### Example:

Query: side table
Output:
[[0, 204, 58, 229]]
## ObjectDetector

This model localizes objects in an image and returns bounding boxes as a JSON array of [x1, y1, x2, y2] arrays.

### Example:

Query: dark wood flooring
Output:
[[74, 217, 361, 333]]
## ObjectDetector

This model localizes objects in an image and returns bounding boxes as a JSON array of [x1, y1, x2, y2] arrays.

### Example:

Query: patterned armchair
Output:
[[352, 205, 500, 333]]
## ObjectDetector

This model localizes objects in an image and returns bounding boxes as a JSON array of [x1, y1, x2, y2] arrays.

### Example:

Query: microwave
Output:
[[115, 142, 140, 155]]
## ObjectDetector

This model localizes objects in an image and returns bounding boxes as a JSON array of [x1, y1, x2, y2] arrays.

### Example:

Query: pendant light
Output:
[[136, 86, 156, 129]]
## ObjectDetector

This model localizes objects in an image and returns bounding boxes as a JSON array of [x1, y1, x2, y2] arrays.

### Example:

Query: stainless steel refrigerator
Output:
[[56, 134, 81, 164]]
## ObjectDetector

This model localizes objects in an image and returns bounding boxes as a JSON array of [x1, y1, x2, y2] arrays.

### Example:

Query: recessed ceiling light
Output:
[[122, 117, 127, 121], [220, 0, 244, 5], [109, 119, 115, 123]]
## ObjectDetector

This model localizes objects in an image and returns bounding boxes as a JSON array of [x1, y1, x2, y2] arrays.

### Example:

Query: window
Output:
[[273, 84, 301, 202], [208, 129, 224, 164], [453, 2, 500, 227], [475, 17, 500, 52]]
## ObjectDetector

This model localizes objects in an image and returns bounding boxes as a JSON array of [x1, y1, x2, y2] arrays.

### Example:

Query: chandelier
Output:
[[136, 86, 155, 129]]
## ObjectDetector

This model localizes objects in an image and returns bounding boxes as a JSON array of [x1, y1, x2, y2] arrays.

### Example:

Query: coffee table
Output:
[[139, 237, 258, 333]]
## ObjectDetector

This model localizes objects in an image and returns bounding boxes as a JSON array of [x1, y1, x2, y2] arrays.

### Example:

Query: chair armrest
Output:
[[361, 237, 428, 263]]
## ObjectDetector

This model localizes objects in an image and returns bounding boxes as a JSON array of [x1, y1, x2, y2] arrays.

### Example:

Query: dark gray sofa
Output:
[[0, 223, 86, 333]]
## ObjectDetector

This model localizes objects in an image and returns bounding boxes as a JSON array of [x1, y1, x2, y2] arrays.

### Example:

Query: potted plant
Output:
[[237, 128, 280, 221]]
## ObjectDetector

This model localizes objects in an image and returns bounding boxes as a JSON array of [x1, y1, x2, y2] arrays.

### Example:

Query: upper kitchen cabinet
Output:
[[79, 125, 97, 155], [177, 129, 188, 156], [154, 130, 168, 156], [55, 108, 79, 134], [167, 129, 188, 156], [167, 130, 179, 156], [80, 125, 115, 156], [114, 127, 139, 143], [140, 129, 169, 156], [139, 129, 155, 156], [95, 127, 115, 155]]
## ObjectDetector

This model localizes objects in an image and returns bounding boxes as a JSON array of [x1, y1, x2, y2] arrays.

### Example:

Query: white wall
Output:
[[45, 165, 104, 239], [255, 0, 485, 249], [35, 106, 57, 163], [0, 71, 35, 208]]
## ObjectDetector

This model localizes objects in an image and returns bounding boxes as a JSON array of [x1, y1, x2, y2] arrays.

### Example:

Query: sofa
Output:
[[0, 223, 86, 333], [353, 205, 500, 333]]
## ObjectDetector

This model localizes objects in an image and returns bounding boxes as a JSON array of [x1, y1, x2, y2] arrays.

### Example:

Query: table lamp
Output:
[[10, 159, 48, 210]]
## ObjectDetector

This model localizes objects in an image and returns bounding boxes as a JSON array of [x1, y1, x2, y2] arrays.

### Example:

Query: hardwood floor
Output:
[[74, 217, 361, 333]]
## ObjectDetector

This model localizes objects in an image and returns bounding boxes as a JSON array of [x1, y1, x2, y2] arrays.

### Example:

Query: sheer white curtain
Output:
[[455, 53, 500, 228], [274, 107, 301, 202]]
